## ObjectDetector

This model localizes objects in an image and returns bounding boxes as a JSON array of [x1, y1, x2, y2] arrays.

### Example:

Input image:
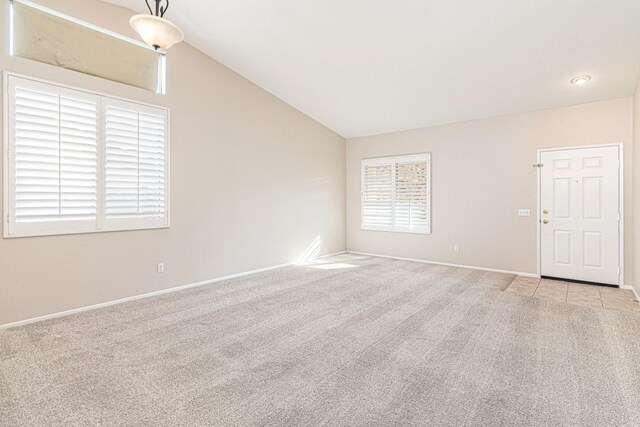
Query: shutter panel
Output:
[[105, 106, 139, 218], [394, 160, 428, 231], [362, 161, 393, 228], [14, 87, 60, 222], [105, 100, 167, 222], [60, 96, 98, 220], [138, 112, 166, 216], [13, 82, 97, 224]]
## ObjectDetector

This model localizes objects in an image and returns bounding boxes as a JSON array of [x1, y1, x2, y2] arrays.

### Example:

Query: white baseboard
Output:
[[346, 251, 539, 278], [621, 285, 640, 301], [6, 248, 630, 330], [0, 250, 347, 331], [322, 250, 347, 257], [0, 263, 288, 330]]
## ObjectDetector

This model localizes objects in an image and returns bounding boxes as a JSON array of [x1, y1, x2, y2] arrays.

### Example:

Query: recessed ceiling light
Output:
[[570, 75, 592, 86]]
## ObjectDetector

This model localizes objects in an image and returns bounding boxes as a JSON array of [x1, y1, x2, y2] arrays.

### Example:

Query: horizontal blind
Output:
[[394, 160, 428, 230], [13, 84, 97, 223], [105, 101, 166, 220], [362, 161, 393, 228]]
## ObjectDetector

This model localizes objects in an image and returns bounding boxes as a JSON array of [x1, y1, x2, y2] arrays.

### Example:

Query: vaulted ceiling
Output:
[[106, 0, 640, 138]]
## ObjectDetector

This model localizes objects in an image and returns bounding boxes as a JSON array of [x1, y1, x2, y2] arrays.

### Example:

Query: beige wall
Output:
[[633, 80, 640, 295], [347, 99, 633, 281], [0, 0, 346, 325]]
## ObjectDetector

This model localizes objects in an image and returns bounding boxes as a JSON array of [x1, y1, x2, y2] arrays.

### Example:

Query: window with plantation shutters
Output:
[[4, 74, 169, 238], [361, 154, 430, 234]]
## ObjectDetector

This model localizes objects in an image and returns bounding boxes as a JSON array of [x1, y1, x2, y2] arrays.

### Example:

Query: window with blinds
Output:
[[4, 75, 169, 238], [361, 154, 430, 234]]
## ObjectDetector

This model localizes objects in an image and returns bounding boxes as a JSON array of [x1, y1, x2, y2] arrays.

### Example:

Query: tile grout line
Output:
[[597, 286, 604, 309], [503, 276, 638, 314], [532, 277, 541, 298]]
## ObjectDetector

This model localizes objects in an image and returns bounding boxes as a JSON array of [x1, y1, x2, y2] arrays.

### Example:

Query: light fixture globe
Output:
[[130, 14, 184, 50]]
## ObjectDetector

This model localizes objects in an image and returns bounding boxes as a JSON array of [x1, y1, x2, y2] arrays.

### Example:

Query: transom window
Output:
[[361, 154, 431, 234], [3, 74, 169, 238]]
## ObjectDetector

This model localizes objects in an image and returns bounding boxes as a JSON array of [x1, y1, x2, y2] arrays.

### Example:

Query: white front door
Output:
[[540, 146, 620, 285]]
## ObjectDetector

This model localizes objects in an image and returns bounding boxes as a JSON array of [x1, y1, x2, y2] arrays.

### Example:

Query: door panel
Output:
[[553, 230, 572, 265], [553, 178, 571, 218], [583, 232, 602, 268], [582, 177, 602, 219], [540, 146, 620, 285]]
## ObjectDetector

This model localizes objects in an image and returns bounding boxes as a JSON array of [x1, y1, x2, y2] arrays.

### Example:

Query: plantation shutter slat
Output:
[[13, 83, 98, 224], [105, 101, 167, 220], [361, 154, 430, 234]]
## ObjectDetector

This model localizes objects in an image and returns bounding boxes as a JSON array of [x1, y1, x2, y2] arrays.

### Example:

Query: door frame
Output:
[[536, 142, 624, 287]]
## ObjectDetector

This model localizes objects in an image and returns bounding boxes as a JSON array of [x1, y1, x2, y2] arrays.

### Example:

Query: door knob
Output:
[[542, 219, 549, 224]]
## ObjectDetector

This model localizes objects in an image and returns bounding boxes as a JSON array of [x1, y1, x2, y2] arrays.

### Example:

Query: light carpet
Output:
[[2, 254, 640, 426]]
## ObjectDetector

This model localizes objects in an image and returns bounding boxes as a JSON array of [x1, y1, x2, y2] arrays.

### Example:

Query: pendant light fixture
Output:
[[130, 0, 184, 50]]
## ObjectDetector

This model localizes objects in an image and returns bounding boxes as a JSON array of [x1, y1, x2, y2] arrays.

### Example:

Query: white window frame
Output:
[[361, 153, 431, 235], [3, 73, 170, 238]]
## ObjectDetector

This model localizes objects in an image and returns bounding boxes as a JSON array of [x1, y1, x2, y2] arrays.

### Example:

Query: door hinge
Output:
[[532, 163, 544, 168]]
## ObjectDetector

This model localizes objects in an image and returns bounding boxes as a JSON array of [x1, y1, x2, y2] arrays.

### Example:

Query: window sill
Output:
[[3, 224, 170, 239], [361, 226, 431, 235]]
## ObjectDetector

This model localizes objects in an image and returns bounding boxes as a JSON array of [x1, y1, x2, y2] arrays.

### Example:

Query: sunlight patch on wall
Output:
[[296, 236, 323, 264]]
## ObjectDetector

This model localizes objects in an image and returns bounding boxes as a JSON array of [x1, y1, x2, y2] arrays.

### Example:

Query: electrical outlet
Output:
[[157, 263, 165, 273], [453, 244, 460, 252], [518, 209, 531, 217]]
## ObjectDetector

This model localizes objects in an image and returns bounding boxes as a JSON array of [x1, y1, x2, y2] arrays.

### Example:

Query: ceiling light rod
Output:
[[145, 0, 169, 18]]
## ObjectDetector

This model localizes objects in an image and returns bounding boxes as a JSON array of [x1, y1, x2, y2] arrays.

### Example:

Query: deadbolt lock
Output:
[[543, 209, 549, 214]]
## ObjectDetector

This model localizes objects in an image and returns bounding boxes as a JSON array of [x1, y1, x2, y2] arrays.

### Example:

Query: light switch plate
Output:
[[518, 209, 531, 217]]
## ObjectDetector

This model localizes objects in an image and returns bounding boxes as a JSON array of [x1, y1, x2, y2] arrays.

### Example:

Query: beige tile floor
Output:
[[505, 276, 640, 314]]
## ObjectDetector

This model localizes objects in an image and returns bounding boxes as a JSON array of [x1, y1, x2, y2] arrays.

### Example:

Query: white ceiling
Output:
[[106, 0, 640, 138]]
